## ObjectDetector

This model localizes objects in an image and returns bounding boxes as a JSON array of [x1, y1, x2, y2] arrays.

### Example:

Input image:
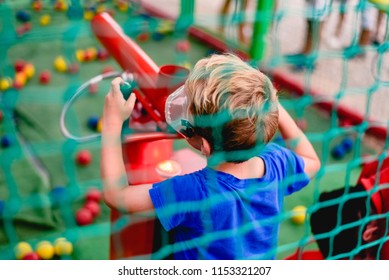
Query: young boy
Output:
[[101, 53, 321, 259]]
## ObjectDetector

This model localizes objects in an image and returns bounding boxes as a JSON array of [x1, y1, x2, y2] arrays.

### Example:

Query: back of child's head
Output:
[[185, 53, 279, 162], [310, 185, 368, 259]]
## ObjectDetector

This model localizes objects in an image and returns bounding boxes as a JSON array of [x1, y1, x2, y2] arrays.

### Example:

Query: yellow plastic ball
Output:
[[54, 239, 73, 256], [36, 241, 55, 260], [180, 61, 192, 70], [40, 15, 51, 26], [75, 50, 85, 62], [117, 3, 128, 12], [291, 205, 307, 225], [0, 77, 12, 91], [157, 20, 174, 34], [23, 63, 35, 79], [54, 56, 68, 72], [96, 118, 103, 133], [84, 10, 94, 21], [96, 5, 106, 14], [14, 242, 33, 260]]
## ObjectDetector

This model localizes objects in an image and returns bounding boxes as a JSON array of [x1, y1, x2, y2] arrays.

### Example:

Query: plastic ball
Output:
[[151, 32, 165, 41], [54, 238, 73, 256], [76, 150, 92, 166], [86, 188, 102, 203], [84, 10, 94, 21], [16, 10, 31, 23], [54, 0, 68, 12], [341, 137, 353, 152], [87, 116, 99, 131], [156, 20, 174, 34], [40, 14, 51, 26], [291, 205, 307, 225], [102, 66, 115, 74], [22, 252, 40, 260], [68, 63, 79, 74], [75, 49, 85, 62], [39, 70, 51, 84], [176, 40, 191, 53], [97, 48, 109, 60], [14, 72, 27, 87], [75, 208, 93, 226], [14, 242, 33, 260], [32, 1, 43, 12], [1, 135, 11, 148], [50, 186, 67, 204], [84, 200, 101, 218], [0, 200, 4, 215], [0, 77, 12, 91], [14, 60, 26, 72], [86, 47, 98, 60], [96, 5, 106, 14], [331, 145, 346, 160], [137, 33, 149, 42], [54, 56, 68, 72], [22, 22, 32, 32], [96, 118, 103, 132], [23, 63, 35, 79], [36, 241, 55, 260], [180, 61, 192, 70]]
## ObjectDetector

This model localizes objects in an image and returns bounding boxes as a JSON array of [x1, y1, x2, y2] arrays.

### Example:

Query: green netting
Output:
[[0, 0, 388, 260]]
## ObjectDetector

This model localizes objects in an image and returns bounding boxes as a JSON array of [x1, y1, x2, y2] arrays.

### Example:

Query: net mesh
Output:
[[0, 0, 388, 260]]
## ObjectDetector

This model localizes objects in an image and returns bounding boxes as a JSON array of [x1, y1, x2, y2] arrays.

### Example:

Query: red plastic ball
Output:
[[75, 208, 93, 226], [86, 188, 102, 203], [22, 252, 40, 260], [14, 60, 26, 72], [102, 66, 115, 74], [76, 150, 92, 166], [68, 63, 79, 74], [176, 40, 191, 53], [39, 70, 51, 84], [84, 200, 101, 218]]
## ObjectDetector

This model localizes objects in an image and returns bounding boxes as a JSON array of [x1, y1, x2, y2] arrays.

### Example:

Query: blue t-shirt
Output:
[[149, 143, 310, 259]]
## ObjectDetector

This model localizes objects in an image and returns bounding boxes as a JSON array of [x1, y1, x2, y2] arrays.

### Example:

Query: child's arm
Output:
[[278, 104, 321, 176], [100, 77, 154, 213]]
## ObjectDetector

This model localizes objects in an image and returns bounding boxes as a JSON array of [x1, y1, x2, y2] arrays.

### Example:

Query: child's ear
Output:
[[201, 138, 211, 157], [362, 221, 379, 242]]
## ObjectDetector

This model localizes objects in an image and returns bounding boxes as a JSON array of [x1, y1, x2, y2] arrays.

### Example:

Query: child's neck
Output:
[[210, 157, 265, 180]]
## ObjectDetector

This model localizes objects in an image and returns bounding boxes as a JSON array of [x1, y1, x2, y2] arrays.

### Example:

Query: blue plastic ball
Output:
[[331, 145, 346, 160], [151, 32, 165, 41], [51, 186, 67, 204], [1, 136, 11, 148], [87, 116, 99, 131], [16, 10, 31, 23], [341, 137, 353, 152], [0, 200, 4, 215]]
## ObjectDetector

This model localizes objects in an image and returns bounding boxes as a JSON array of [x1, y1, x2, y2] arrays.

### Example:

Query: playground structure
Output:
[[0, 0, 388, 260]]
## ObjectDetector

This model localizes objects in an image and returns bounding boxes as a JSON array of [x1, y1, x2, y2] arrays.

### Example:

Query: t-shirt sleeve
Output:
[[260, 143, 310, 195], [149, 173, 203, 231]]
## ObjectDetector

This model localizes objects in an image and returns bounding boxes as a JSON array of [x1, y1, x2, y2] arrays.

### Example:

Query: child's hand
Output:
[[102, 77, 137, 129]]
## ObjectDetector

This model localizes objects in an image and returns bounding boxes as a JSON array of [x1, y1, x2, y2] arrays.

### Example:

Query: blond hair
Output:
[[185, 53, 279, 162]]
